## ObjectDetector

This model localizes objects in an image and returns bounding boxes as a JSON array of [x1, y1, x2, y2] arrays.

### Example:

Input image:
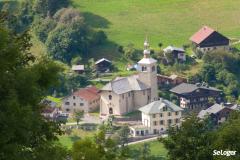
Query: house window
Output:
[[109, 95, 112, 100], [142, 66, 147, 71], [66, 108, 70, 112], [168, 119, 172, 125], [152, 66, 155, 72], [160, 120, 164, 125], [109, 108, 113, 114], [73, 96, 76, 99], [175, 111, 178, 116], [73, 103, 76, 106], [168, 112, 171, 116], [175, 118, 179, 123], [160, 113, 163, 117], [163, 107, 167, 111], [128, 92, 131, 97], [80, 103, 84, 106], [153, 129, 158, 134], [136, 131, 139, 135], [152, 114, 156, 118], [153, 121, 157, 126], [65, 102, 70, 105]]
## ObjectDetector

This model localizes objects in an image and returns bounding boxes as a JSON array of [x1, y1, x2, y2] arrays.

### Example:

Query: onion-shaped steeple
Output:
[[143, 38, 150, 58]]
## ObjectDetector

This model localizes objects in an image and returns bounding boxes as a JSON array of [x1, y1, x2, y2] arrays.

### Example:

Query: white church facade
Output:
[[99, 39, 158, 116]]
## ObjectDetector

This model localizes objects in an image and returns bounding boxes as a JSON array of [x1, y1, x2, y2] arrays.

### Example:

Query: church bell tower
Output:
[[138, 38, 158, 101]]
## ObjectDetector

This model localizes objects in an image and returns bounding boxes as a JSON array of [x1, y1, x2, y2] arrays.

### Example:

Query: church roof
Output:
[[139, 99, 183, 114], [101, 75, 150, 94], [138, 58, 157, 64]]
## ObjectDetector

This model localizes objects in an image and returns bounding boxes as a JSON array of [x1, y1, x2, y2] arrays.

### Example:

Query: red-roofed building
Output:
[[62, 86, 100, 113], [190, 26, 229, 53]]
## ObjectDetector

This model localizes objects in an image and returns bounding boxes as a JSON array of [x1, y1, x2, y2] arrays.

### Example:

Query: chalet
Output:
[[190, 26, 230, 53], [41, 107, 59, 119], [72, 65, 84, 74], [157, 74, 187, 87], [40, 99, 59, 119], [163, 46, 186, 62], [130, 98, 183, 137], [170, 82, 222, 113], [62, 86, 100, 114], [198, 103, 234, 126], [95, 58, 112, 73]]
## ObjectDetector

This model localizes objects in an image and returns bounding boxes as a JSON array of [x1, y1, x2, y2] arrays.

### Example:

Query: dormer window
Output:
[[109, 95, 112, 100], [163, 107, 167, 111]]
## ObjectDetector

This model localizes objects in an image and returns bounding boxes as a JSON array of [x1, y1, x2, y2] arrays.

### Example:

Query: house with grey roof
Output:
[[170, 82, 222, 113], [99, 39, 158, 116], [198, 103, 234, 126], [129, 98, 183, 137], [163, 45, 186, 62]]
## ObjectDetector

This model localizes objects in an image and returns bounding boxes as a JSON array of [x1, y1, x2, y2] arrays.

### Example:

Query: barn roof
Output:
[[163, 46, 185, 52], [198, 103, 230, 118], [72, 65, 84, 71], [170, 83, 221, 94], [95, 58, 112, 64], [70, 86, 99, 101], [190, 26, 215, 44]]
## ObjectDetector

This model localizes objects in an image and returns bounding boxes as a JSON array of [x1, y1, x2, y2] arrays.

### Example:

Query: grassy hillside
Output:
[[72, 0, 240, 50]]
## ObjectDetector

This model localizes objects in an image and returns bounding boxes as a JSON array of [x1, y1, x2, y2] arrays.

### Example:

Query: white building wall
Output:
[[141, 110, 182, 134], [62, 96, 87, 113], [100, 91, 120, 116]]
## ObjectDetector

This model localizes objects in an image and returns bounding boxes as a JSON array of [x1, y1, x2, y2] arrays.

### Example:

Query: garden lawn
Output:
[[129, 140, 167, 159]]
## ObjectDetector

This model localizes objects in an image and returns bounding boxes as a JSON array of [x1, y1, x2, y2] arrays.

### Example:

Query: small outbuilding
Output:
[[72, 65, 85, 74], [95, 58, 112, 73], [163, 46, 186, 62]]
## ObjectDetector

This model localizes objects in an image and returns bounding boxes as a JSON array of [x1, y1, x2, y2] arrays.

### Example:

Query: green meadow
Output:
[[72, 0, 240, 50]]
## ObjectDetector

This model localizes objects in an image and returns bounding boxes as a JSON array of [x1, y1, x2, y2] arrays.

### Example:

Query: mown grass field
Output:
[[129, 140, 167, 159], [72, 0, 240, 49]]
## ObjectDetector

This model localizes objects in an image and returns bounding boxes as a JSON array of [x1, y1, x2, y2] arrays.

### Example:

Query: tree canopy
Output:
[[160, 112, 240, 160], [0, 21, 67, 159]]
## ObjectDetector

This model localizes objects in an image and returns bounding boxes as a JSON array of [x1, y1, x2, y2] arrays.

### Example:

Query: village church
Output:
[[100, 39, 158, 116]]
